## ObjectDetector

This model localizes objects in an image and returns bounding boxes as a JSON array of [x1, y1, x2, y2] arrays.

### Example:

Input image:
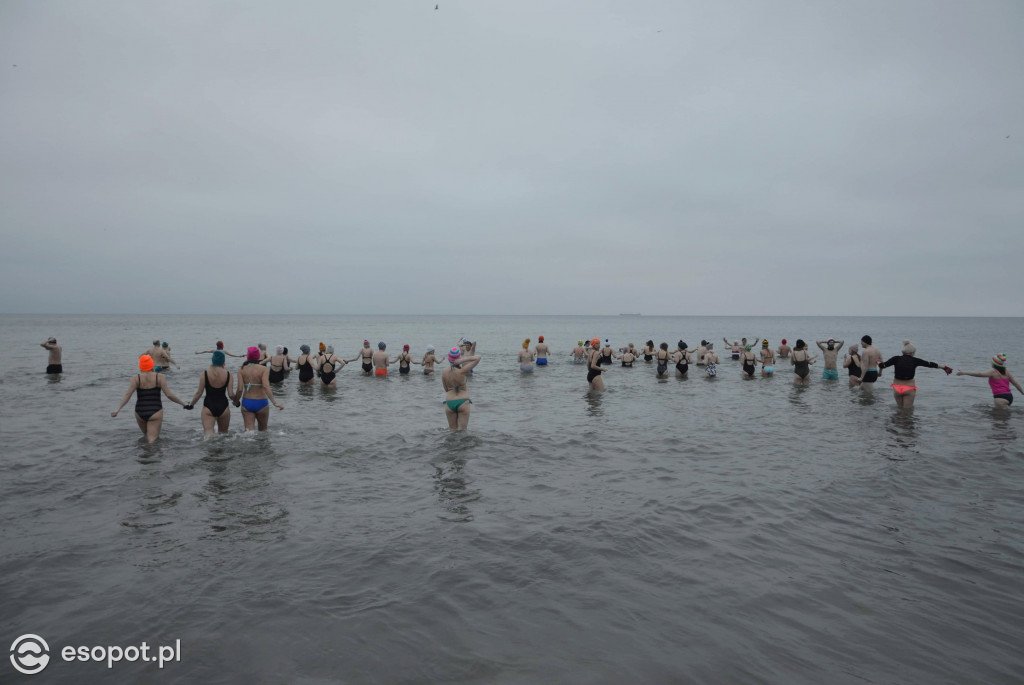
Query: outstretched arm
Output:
[[1010, 372, 1024, 394]]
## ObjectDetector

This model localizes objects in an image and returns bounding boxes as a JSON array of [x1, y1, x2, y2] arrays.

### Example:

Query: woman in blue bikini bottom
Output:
[[234, 346, 284, 431]]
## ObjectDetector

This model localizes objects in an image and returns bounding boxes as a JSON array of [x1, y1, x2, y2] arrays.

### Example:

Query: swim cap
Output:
[[363, 339, 370, 345], [861, 335, 872, 345], [247, 346, 260, 362], [538, 335, 544, 342], [745, 344, 752, 352], [993, 353, 1007, 367], [448, 347, 462, 363], [403, 344, 410, 351], [319, 342, 326, 353], [212, 351, 225, 367], [300, 344, 310, 354], [216, 341, 224, 349], [591, 338, 600, 347], [152, 339, 160, 346], [276, 345, 284, 355], [523, 339, 530, 349], [47, 337, 57, 344], [139, 355, 154, 372], [161, 342, 169, 348], [578, 340, 583, 346], [762, 339, 769, 347], [258, 343, 266, 350], [326, 345, 334, 354], [426, 345, 435, 352], [378, 341, 386, 350], [849, 344, 859, 355], [902, 340, 916, 355], [660, 342, 668, 350], [678, 340, 685, 350], [781, 339, 787, 345]]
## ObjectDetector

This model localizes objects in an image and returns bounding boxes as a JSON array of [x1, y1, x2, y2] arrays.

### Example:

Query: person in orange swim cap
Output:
[[535, 335, 549, 366], [138, 354, 154, 372], [111, 355, 189, 443]]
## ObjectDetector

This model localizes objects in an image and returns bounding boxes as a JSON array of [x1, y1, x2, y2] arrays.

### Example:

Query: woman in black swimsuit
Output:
[[642, 340, 655, 362], [186, 350, 232, 436], [586, 337, 609, 391], [318, 346, 346, 387], [791, 339, 815, 386], [296, 344, 317, 385], [266, 345, 288, 383], [843, 344, 862, 387], [111, 354, 189, 443], [740, 344, 758, 378], [655, 342, 671, 378], [675, 341, 693, 377]]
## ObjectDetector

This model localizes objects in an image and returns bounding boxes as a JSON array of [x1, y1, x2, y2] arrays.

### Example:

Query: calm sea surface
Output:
[[2, 315, 1023, 684]]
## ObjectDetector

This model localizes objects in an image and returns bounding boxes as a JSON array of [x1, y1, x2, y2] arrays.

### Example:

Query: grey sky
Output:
[[1, 1, 1021, 315]]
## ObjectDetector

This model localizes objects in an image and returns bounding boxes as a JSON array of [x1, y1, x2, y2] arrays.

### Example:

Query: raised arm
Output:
[[816, 340, 827, 351], [460, 355, 482, 372]]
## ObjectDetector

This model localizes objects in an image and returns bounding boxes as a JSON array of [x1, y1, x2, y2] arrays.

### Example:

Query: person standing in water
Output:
[[599, 340, 615, 366], [571, 341, 586, 363], [266, 345, 289, 383], [372, 342, 391, 376], [195, 341, 243, 358], [352, 340, 374, 375], [641, 340, 656, 362], [586, 338, 611, 391], [621, 345, 638, 368], [185, 350, 232, 436], [654, 343, 672, 378], [760, 339, 775, 377], [317, 345, 347, 387], [816, 338, 845, 380], [41, 337, 62, 374], [111, 354, 189, 443], [518, 339, 536, 372], [777, 339, 792, 359], [295, 345, 317, 385], [695, 340, 709, 366], [442, 346, 480, 431], [144, 340, 178, 372], [790, 340, 816, 386], [843, 344, 862, 386], [393, 344, 418, 375], [535, 336, 550, 366], [233, 347, 283, 431], [740, 344, 759, 378], [957, 354, 1023, 408], [674, 341, 693, 376], [879, 340, 952, 409], [421, 345, 444, 374], [703, 344, 720, 377], [858, 335, 882, 389]]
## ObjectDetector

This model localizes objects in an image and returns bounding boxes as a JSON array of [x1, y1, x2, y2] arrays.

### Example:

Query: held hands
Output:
[[184, 404, 194, 410], [943, 366, 953, 375]]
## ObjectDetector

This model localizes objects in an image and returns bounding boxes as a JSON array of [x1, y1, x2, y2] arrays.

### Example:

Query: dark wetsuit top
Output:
[[793, 354, 810, 379], [135, 375, 162, 420], [847, 356, 861, 377], [203, 370, 230, 418], [319, 355, 338, 384], [298, 358, 314, 382], [880, 355, 938, 382]]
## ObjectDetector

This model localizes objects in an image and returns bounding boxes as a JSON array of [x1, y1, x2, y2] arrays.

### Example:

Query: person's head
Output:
[[849, 344, 859, 355], [744, 344, 752, 352], [700, 340, 708, 347], [628, 342, 635, 349], [538, 335, 544, 342], [902, 340, 916, 355], [448, 347, 462, 364], [762, 339, 769, 348], [403, 344, 410, 352], [300, 344, 310, 354], [861, 335, 872, 346], [678, 340, 685, 350], [781, 338, 787, 346], [426, 344, 435, 353], [522, 339, 530, 349], [47, 337, 57, 344], [363, 339, 370, 348], [139, 354, 154, 372], [326, 345, 334, 354], [378, 341, 386, 350], [162, 342, 169, 349], [283, 347, 288, 355], [993, 353, 1007, 371], [247, 346, 260, 362], [795, 339, 806, 350], [660, 342, 668, 351], [257, 343, 266, 351], [742, 338, 747, 344], [216, 341, 224, 349], [211, 351, 225, 367], [826, 338, 835, 350], [276, 345, 284, 355], [152, 339, 160, 347], [319, 342, 326, 353], [577, 340, 583, 347], [591, 338, 600, 348], [706, 342, 714, 350], [646, 340, 654, 348]]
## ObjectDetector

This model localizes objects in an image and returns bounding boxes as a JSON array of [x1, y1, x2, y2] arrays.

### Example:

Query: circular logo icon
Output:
[[10, 634, 50, 675]]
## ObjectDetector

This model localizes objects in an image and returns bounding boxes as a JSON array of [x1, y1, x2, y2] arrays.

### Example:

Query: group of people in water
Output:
[[39, 332, 1023, 443]]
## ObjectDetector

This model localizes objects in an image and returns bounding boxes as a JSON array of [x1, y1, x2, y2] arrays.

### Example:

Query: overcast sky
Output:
[[1, 1, 1021, 315]]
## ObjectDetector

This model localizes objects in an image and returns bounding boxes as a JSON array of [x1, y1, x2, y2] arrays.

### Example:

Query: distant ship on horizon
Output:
[[619, 313, 642, 316]]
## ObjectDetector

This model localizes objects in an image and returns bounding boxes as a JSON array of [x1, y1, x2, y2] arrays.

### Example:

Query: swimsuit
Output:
[[793, 355, 810, 379], [298, 358, 314, 382], [320, 356, 337, 384], [891, 384, 916, 395], [862, 370, 879, 383], [656, 353, 669, 375], [241, 398, 269, 412], [644, 354, 653, 362], [400, 357, 410, 375], [880, 355, 939, 381], [202, 371, 231, 418], [601, 354, 613, 366], [375, 368, 388, 376], [676, 361, 688, 374], [848, 359, 861, 377], [822, 369, 839, 380], [46, 364, 62, 374], [536, 358, 547, 366], [134, 375, 162, 421], [731, 352, 740, 360], [268, 362, 285, 383], [622, 361, 633, 367], [361, 357, 373, 373], [763, 366, 774, 374], [520, 364, 534, 372], [445, 398, 472, 412], [705, 362, 717, 377], [989, 377, 1013, 404], [742, 358, 755, 376]]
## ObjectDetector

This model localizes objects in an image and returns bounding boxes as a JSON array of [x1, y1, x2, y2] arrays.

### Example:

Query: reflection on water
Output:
[[885, 410, 919, 458], [584, 390, 604, 418], [433, 434, 480, 522]]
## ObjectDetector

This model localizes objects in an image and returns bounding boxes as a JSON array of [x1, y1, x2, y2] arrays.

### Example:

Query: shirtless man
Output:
[[535, 336, 550, 366], [351, 340, 375, 375], [777, 339, 792, 359], [144, 340, 178, 372], [816, 338, 845, 380], [695, 340, 709, 365], [41, 337, 62, 374], [858, 335, 883, 389], [372, 342, 392, 376], [421, 345, 444, 374], [723, 337, 747, 360]]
